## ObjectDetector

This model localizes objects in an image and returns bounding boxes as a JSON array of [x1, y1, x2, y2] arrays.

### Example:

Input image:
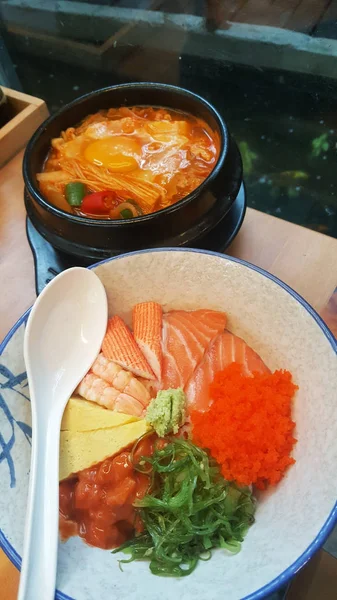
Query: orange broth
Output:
[[37, 106, 220, 219]]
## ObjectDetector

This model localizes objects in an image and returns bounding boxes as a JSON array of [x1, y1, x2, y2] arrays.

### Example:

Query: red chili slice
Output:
[[81, 191, 119, 215]]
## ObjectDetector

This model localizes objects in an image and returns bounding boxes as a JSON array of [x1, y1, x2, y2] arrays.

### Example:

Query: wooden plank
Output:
[[205, 0, 248, 29], [205, 0, 325, 31], [261, 0, 301, 28], [6, 5, 337, 80], [234, 0, 277, 25], [227, 0, 330, 31], [261, 0, 302, 28], [314, 0, 337, 39], [2, 86, 46, 108], [232, 0, 313, 28], [0, 88, 49, 167], [285, 0, 331, 33]]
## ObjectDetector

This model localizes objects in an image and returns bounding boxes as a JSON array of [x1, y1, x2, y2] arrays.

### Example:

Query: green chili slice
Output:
[[65, 182, 87, 206]]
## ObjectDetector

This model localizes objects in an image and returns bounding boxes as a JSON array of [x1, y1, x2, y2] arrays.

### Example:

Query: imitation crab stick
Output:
[[102, 316, 154, 380], [133, 302, 163, 381]]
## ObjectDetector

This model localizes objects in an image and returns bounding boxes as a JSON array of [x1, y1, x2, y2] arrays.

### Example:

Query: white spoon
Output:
[[18, 267, 108, 600]]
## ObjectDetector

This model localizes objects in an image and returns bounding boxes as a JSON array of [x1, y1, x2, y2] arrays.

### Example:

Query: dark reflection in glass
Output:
[[1, 0, 337, 237]]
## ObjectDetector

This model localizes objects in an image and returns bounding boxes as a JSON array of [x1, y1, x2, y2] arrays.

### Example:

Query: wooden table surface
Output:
[[0, 150, 336, 598]]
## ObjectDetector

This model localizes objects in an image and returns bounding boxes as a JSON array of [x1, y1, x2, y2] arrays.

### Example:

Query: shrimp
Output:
[[91, 353, 151, 407], [77, 373, 144, 417], [139, 377, 161, 397]]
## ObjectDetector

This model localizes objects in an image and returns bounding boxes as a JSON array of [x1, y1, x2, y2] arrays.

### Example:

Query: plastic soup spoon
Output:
[[18, 267, 108, 600]]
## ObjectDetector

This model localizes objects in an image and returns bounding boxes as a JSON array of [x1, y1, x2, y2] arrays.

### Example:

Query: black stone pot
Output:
[[23, 83, 242, 261]]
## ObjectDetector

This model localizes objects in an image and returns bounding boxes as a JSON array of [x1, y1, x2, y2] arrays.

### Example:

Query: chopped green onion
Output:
[[65, 182, 87, 206], [126, 199, 143, 215], [112, 438, 256, 577], [120, 208, 134, 219]]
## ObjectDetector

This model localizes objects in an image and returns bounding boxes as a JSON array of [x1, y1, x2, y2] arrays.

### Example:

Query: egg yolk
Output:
[[84, 136, 140, 172]]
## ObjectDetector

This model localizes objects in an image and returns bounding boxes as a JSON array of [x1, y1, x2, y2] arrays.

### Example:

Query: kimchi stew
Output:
[[37, 106, 220, 219]]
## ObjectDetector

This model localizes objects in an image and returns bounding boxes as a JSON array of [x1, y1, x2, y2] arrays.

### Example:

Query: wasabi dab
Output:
[[146, 388, 186, 437]]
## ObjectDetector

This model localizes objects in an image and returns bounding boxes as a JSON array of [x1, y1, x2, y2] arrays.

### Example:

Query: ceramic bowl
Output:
[[0, 249, 336, 600], [23, 83, 242, 260]]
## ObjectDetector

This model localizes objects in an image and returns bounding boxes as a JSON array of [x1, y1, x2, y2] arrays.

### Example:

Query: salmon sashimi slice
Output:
[[102, 316, 154, 380], [77, 373, 145, 416], [161, 309, 227, 389], [185, 330, 270, 412], [133, 302, 163, 381]]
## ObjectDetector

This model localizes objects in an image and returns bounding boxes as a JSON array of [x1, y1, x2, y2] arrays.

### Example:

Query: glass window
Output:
[[1, 0, 337, 237]]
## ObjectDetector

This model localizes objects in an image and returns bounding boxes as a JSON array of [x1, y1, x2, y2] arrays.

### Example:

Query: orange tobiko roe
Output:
[[190, 362, 298, 490]]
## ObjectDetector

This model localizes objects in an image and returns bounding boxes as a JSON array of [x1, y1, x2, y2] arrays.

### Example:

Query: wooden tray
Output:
[[0, 87, 49, 167]]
